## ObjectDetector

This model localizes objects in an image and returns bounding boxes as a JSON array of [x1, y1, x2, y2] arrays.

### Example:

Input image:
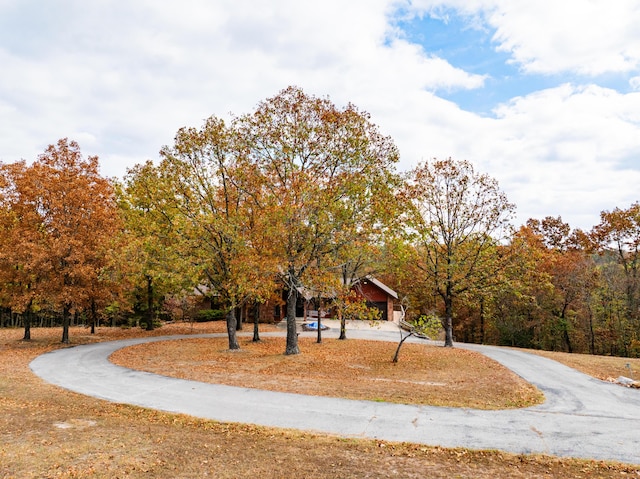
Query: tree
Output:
[[333, 242, 383, 340], [592, 203, 640, 324], [483, 224, 552, 348], [516, 217, 597, 353], [117, 161, 192, 331], [588, 203, 640, 355], [0, 139, 121, 343], [590, 253, 633, 356], [154, 117, 278, 350], [402, 158, 515, 347], [0, 161, 41, 339], [235, 86, 399, 354], [392, 312, 441, 363]]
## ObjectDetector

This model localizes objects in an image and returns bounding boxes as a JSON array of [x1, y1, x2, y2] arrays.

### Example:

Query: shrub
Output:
[[194, 309, 225, 322], [413, 313, 444, 339]]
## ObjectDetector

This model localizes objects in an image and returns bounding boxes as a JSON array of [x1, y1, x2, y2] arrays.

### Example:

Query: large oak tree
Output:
[[235, 86, 399, 354], [117, 161, 192, 331], [0, 161, 42, 338], [133, 118, 278, 349], [0, 139, 121, 342]]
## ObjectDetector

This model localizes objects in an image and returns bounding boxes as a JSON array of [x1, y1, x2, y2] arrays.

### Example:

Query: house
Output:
[[298, 276, 398, 322], [190, 276, 399, 324], [350, 276, 398, 322]]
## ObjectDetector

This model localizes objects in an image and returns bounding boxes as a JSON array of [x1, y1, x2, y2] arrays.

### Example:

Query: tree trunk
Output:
[[252, 303, 260, 342], [393, 332, 414, 363], [61, 304, 71, 344], [316, 300, 322, 344], [588, 310, 595, 355], [560, 318, 573, 353], [479, 297, 485, 344], [444, 294, 454, 347], [563, 326, 573, 354], [236, 306, 243, 331], [145, 275, 154, 331], [560, 304, 572, 353], [285, 287, 300, 355], [339, 312, 347, 340], [90, 299, 97, 334], [226, 307, 240, 350], [23, 308, 31, 341]]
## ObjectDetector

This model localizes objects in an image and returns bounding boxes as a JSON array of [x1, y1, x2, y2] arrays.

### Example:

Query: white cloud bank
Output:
[[0, 0, 639, 230]]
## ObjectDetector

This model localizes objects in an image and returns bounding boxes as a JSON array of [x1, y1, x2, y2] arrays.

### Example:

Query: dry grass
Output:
[[112, 336, 542, 409], [1, 322, 639, 478]]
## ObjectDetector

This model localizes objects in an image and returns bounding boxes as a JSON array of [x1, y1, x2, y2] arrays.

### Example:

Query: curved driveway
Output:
[[30, 328, 640, 465]]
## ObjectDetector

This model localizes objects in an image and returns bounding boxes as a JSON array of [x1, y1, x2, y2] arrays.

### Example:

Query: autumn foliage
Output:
[[1, 89, 640, 357], [0, 139, 121, 342]]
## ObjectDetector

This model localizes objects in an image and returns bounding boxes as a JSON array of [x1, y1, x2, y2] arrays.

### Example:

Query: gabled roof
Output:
[[361, 276, 398, 299], [298, 276, 398, 301]]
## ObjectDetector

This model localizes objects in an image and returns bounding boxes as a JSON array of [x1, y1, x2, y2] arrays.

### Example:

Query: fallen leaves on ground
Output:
[[112, 336, 543, 409], [1, 323, 638, 478], [528, 348, 640, 382]]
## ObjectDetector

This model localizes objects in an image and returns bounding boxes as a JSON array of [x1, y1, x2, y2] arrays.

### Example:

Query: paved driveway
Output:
[[30, 328, 640, 465]]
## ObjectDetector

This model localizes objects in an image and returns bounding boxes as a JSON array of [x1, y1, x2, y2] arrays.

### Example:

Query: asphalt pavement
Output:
[[30, 322, 640, 465]]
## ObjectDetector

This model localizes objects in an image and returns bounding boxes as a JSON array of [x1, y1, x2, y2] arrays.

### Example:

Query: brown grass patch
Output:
[[1, 323, 639, 478], [111, 336, 542, 409]]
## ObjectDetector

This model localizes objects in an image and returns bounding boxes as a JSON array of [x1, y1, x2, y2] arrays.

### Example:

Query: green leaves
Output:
[[122, 87, 400, 353]]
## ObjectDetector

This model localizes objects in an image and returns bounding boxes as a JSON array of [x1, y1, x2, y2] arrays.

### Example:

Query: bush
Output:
[[139, 319, 163, 330], [194, 309, 225, 322], [413, 313, 444, 339]]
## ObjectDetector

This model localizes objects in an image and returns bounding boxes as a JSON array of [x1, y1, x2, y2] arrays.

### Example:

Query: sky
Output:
[[1, 0, 639, 231]]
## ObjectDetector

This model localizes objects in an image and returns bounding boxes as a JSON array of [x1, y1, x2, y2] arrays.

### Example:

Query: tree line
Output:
[[1, 86, 639, 357]]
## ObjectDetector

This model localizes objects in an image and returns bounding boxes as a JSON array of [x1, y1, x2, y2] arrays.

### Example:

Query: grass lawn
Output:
[[111, 335, 543, 409], [1, 321, 639, 478]]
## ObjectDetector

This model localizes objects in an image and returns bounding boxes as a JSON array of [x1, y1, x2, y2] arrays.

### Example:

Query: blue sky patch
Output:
[[391, 10, 633, 115]]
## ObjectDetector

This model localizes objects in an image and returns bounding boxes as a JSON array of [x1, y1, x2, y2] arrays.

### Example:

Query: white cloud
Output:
[[1, 0, 640, 231], [401, 0, 640, 76], [0, 0, 486, 166], [364, 76, 640, 229], [489, 1, 640, 75], [432, 84, 640, 229]]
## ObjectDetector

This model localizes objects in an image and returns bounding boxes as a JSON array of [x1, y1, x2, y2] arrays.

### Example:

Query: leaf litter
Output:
[[1, 322, 638, 478]]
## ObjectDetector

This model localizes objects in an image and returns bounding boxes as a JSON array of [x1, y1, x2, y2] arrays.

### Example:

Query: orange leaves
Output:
[[397, 158, 517, 345], [123, 87, 402, 353], [0, 139, 122, 327], [150, 114, 281, 311], [1, 325, 635, 478]]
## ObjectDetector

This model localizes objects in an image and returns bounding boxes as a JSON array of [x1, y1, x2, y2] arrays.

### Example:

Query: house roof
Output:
[[298, 276, 398, 301], [297, 286, 335, 301], [362, 276, 399, 299]]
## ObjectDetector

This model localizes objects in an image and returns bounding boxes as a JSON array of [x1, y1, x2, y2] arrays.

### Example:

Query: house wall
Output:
[[358, 280, 394, 321], [359, 281, 388, 302]]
